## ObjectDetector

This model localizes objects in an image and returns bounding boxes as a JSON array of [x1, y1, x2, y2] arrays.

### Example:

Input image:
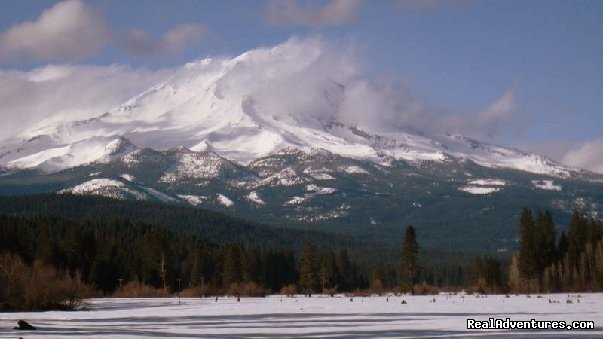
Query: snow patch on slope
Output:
[[468, 179, 506, 186], [252, 167, 305, 188], [217, 194, 234, 207], [284, 196, 306, 206], [340, 165, 368, 174], [459, 186, 501, 195], [309, 172, 335, 180], [6, 137, 133, 172], [177, 194, 207, 206], [306, 184, 336, 195], [60, 178, 146, 200], [120, 174, 135, 182], [160, 151, 229, 182], [532, 180, 562, 191], [246, 191, 265, 205]]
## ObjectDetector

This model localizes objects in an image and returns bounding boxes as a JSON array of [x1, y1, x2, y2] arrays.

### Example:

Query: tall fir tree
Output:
[[298, 242, 318, 295], [518, 207, 537, 280], [534, 210, 557, 278], [567, 211, 587, 267], [401, 225, 419, 295]]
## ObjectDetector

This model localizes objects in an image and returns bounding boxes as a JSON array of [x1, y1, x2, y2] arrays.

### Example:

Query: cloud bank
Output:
[[0, 37, 518, 144], [188, 37, 520, 142], [562, 138, 603, 174], [0, 0, 110, 61], [266, 0, 360, 27], [0, 0, 206, 61], [0, 65, 170, 141], [1, 36, 596, 173]]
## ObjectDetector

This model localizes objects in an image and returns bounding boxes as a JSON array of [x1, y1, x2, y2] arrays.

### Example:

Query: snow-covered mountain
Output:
[[0, 39, 580, 178], [1, 38, 600, 253]]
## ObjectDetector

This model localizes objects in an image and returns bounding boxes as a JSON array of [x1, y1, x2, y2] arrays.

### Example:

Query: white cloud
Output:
[[0, 1, 207, 61], [122, 24, 206, 58], [266, 0, 360, 27], [0, 0, 111, 61], [562, 138, 603, 174], [0, 65, 170, 141], [475, 88, 517, 136], [0, 37, 525, 157], [206, 37, 520, 141]]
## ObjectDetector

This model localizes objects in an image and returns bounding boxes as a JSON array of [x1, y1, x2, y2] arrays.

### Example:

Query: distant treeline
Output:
[[0, 194, 471, 285], [0, 213, 462, 310], [0, 214, 373, 309], [2, 194, 599, 311], [0, 194, 359, 250]]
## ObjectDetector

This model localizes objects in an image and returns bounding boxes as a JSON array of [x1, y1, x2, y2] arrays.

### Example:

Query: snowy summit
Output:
[[0, 39, 580, 177]]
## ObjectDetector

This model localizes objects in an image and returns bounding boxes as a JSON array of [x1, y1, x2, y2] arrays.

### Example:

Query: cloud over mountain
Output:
[[0, 37, 522, 146], [562, 138, 603, 174], [266, 0, 360, 27], [0, 65, 170, 141]]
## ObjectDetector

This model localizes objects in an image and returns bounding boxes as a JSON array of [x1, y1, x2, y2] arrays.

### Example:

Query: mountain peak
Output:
[[0, 39, 584, 177]]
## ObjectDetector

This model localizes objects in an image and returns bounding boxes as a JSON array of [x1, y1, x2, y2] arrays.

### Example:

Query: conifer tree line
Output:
[[3, 206, 599, 310], [510, 208, 603, 292], [0, 214, 437, 300], [0, 215, 375, 297]]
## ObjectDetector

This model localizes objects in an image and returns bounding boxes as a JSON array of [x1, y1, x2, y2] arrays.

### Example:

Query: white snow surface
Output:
[[63, 178, 124, 193], [160, 151, 231, 182], [306, 184, 336, 195], [4, 137, 132, 172], [468, 179, 507, 186], [177, 194, 207, 206], [120, 174, 135, 182], [459, 186, 501, 195], [251, 167, 305, 188], [246, 191, 265, 205], [309, 172, 335, 180], [61, 178, 146, 200], [0, 40, 579, 176], [0, 294, 601, 338], [532, 180, 563, 191], [284, 196, 306, 206], [216, 193, 234, 207], [341, 165, 369, 174]]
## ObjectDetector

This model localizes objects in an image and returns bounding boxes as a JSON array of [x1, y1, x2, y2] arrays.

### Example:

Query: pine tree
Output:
[[534, 210, 556, 278], [518, 208, 537, 280], [401, 225, 419, 295], [567, 211, 587, 267], [298, 243, 318, 295], [558, 231, 569, 260], [221, 244, 241, 288], [335, 249, 352, 291]]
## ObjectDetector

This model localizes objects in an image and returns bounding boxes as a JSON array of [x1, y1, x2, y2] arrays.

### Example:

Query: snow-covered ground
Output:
[[1, 294, 601, 338]]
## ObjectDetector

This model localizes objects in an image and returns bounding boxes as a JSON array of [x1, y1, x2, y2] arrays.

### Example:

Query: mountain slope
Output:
[[1, 147, 601, 253], [0, 39, 583, 178], [1, 39, 601, 253]]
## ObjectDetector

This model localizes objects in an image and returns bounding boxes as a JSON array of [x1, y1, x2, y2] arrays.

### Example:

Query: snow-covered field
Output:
[[1, 294, 602, 338]]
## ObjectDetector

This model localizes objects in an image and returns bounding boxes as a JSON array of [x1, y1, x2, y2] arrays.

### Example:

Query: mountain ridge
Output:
[[0, 39, 588, 178]]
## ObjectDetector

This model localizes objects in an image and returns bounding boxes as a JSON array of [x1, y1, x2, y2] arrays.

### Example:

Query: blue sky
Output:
[[0, 0, 602, 171]]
